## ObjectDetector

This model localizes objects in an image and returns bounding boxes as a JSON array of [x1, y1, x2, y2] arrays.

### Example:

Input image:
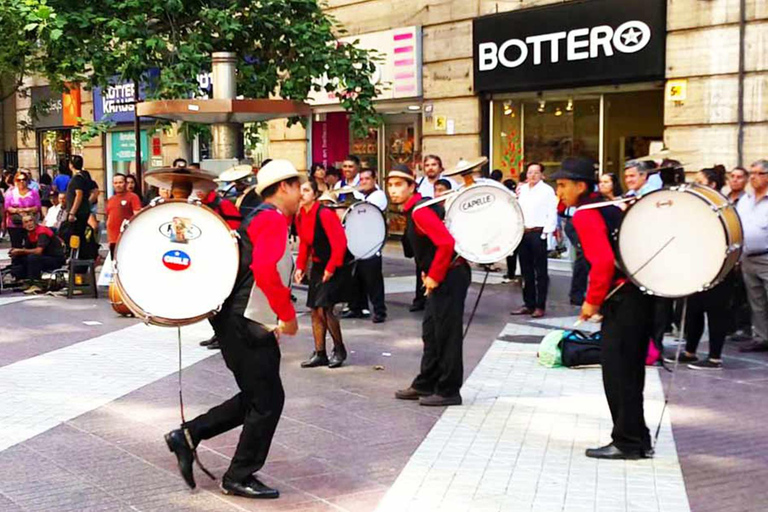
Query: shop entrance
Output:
[[490, 86, 664, 183]]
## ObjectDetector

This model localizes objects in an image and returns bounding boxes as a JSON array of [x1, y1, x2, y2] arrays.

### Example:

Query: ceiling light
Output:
[[566, 98, 574, 112], [537, 100, 546, 113], [407, 105, 421, 111], [554, 107, 563, 117]]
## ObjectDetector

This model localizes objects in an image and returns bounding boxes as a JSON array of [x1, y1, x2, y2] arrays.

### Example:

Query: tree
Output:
[[13, 0, 381, 136]]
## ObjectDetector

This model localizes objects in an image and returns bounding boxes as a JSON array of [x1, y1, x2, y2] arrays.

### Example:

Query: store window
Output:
[[39, 128, 83, 178]]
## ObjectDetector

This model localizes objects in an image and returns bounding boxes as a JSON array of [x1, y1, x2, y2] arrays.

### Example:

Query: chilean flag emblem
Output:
[[162, 250, 191, 271]]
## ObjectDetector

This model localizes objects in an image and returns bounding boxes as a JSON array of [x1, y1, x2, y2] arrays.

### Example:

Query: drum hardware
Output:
[[575, 196, 635, 211], [655, 200, 673, 208], [654, 297, 689, 447], [342, 201, 388, 261]]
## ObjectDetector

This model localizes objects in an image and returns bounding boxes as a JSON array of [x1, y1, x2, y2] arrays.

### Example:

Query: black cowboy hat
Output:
[[550, 157, 599, 182]]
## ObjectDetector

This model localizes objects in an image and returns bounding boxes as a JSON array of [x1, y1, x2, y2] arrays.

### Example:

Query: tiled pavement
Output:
[[1, 263, 768, 511]]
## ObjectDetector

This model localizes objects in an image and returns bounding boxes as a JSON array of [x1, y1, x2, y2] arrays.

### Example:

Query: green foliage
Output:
[[6, 0, 382, 136]]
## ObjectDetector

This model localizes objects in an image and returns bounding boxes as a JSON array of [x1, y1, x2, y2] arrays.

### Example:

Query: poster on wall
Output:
[[311, 113, 350, 169]]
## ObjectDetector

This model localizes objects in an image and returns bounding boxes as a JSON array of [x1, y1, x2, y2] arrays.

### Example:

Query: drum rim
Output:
[[617, 185, 742, 298], [444, 181, 524, 264], [113, 198, 239, 326], [341, 201, 388, 260]]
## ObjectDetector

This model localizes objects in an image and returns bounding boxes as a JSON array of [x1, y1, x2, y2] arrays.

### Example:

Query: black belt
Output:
[[524, 227, 544, 234], [747, 250, 768, 258]]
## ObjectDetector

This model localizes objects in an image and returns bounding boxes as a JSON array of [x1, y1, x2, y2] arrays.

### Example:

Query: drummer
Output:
[[553, 157, 654, 460], [196, 188, 242, 230], [340, 169, 388, 323], [387, 164, 471, 407], [165, 160, 301, 498], [294, 180, 350, 368]]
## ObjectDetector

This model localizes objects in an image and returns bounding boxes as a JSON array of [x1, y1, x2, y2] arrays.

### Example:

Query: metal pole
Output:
[[133, 79, 143, 196], [737, 0, 746, 167]]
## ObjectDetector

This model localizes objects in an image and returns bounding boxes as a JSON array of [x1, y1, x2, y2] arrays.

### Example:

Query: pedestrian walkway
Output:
[[376, 321, 690, 512], [0, 322, 215, 452]]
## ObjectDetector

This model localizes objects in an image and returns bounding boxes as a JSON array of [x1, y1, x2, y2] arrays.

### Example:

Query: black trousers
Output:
[[685, 279, 730, 360], [412, 267, 425, 307], [505, 249, 519, 279], [601, 285, 653, 453], [10, 254, 65, 280], [564, 219, 589, 303], [518, 230, 549, 310], [7, 227, 25, 248], [350, 255, 386, 317], [411, 264, 471, 397], [185, 316, 284, 482]]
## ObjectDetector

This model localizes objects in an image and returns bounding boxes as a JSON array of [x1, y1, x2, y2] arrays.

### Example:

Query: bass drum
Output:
[[617, 184, 743, 298], [342, 201, 387, 260], [443, 181, 524, 264], [108, 281, 133, 317], [114, 199, 239, 326]]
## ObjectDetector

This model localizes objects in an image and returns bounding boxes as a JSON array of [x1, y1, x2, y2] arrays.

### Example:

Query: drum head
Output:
[[114, 200, 239, 325], [343, 202, 387, 260], [445, 183, 524, 264], [618, 188, 727, 297]]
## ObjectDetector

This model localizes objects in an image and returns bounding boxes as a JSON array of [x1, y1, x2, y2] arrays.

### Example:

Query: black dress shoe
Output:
[[221, 475, 279, 499], [585, 443, 646, 460], [409, 302, 425, 312], [339, 309, 364, 319], [207, 339, 220, 350], [510, 307, 533, 315], [372, 314, 386, 324], [328, 345, 347, 368], [301, 351, 329, 368], [165, 429, 196, 489], [395, 387, 432, 400], [199, 335, 217, 347], [419, 393, 462, 407]]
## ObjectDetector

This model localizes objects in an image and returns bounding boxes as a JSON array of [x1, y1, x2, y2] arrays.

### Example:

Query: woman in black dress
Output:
[[294, 180, 351, 368]]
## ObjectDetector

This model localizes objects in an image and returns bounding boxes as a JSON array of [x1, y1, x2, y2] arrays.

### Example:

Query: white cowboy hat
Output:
[[255, 159, 302, 195], [216, 164, 253, 183], [442, 156, 489, 177]]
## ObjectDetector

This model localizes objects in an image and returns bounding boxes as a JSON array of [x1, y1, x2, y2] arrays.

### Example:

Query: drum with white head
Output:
[[442, 181, 525, 264], [617, 184, 743, 297], [342, 201, 387, 260], [114, 199, 239, 326]]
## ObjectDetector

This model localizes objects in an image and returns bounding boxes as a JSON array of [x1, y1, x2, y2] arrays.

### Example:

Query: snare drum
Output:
[[342, 201, 387, 260], [114, 199, 239, 326], [618, 184, 743, 298], [443, 181, 525, 264]]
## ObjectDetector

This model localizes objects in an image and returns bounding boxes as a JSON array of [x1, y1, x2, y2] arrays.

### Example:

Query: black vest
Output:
[[405, 198, 446, 275], [220, 202, 276, 318], [579, 197, 626, 280], [312, 204, 333, 266]]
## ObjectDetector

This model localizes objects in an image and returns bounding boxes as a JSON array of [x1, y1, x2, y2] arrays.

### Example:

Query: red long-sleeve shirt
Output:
[[572, 208, 616, 306], [404, 193, 454, 284], [295, 202, 348, 274], [203, 190, 242, 230], [246, 207, 295, 322]]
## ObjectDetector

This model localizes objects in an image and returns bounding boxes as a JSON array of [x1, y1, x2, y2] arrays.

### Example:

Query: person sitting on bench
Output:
[[10, 214, 66, 282]]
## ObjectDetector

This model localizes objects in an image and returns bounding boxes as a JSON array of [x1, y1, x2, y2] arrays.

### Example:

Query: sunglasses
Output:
[[15, 178, 27, 182]]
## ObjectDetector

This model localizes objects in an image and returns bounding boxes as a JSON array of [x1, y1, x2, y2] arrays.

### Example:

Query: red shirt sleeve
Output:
[[572, 209, 616, 306], [219, 198, 242, 230], [247, 209, 296, 322], [296, 210, 311, 272], [318, 206, 347, 274], [412, 206, 454, 284], [130, 193, 142, 213]]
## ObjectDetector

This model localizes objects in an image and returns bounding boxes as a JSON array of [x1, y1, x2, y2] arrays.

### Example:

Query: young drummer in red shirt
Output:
[[165, 160, 301, 499], [294, 180, 350, 368], [387, 165, 471, 407], [553, 157, 654, 460]]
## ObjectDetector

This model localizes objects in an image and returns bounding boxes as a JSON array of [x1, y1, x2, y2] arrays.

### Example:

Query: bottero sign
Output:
[[473, 0, 666, 93]]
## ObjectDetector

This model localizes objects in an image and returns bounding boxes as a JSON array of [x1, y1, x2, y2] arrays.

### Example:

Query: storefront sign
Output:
[[110, 131, 148, 162], [308, 26, 422, 105], [30, 86, 81, 128], [666, 79, 687, 101], [311, 113, 350, 168], [473, 0, 666, 93], [94, 73, 213, 123]]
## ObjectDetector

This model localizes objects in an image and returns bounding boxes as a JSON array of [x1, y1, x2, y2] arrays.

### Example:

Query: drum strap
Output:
[[177, 327, 217, 482]]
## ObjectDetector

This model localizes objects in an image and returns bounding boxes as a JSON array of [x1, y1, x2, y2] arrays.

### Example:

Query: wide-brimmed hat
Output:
[[317, 191, 338, 204], [144, 167, 218, 192], [216, 164, 253, 183], [442, 156, 488, 177], [255, 159, 302, 195], [386, 164, 415, 183], [550, 157, 599, 182]]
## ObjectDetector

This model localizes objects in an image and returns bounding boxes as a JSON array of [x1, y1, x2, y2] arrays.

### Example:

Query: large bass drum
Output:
[[342, 201, 387, 260], [618, 184, 743, 298], [113, 199, 239, 326], [443, 181, 524, 264]]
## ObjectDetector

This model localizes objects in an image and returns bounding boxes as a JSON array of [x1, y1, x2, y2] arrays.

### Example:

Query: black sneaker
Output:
[[688, 359, 722, 370], [663, 352, 698, 364]]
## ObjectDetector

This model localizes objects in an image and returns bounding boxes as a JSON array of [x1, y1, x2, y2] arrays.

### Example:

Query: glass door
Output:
[[383, 114, 421, 235]]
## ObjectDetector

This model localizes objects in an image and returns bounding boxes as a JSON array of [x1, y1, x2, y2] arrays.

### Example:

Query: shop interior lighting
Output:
[[503, 101, 512, 115], [407, 105, 421, 111], [537, 100, 546, 113], [554, 107, 563, 117], [566, 98, 574, 112]]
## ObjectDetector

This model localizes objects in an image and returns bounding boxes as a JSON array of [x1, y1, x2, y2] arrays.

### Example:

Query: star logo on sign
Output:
[[621, 27, 642, 46]]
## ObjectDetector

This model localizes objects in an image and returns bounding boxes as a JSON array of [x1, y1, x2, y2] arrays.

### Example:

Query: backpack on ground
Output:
[[560, 330, 602, 367]]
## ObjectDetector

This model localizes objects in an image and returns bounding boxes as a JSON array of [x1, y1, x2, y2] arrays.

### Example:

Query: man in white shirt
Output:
[[416, 155, 458, 199], [341, 168, 388, 323], [511, 162, 557, 318], [43, 192, 67, 231], [339, 155, 361, 202], [624, 160, 662, 198]]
